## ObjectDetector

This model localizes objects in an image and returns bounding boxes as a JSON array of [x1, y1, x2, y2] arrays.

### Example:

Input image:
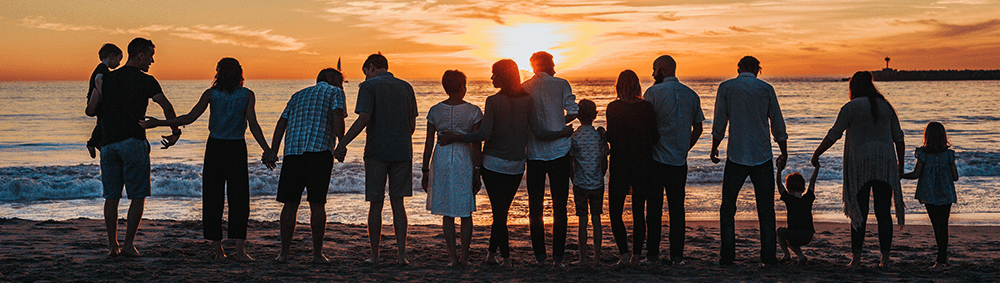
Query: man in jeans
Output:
[[334, 53, 417, 267], [85, 37, 181, 257], [643, 55, 704, 265], [522, 51, 578, 267], [711, 56, 788, 265]]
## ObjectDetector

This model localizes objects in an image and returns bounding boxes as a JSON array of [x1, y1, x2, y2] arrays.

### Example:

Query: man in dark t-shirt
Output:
[[85, 37, 181, 258], [85, 43, 123, 158], [334, 53, 417, 266]]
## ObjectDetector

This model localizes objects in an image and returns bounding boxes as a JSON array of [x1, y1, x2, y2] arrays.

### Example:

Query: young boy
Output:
[[569, 99, 608, 266], [86, 43, 123, 158], [776, 167, 819, 266]]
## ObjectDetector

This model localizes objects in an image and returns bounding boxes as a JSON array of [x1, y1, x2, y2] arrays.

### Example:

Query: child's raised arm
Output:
[[808, 165, 819, 193]]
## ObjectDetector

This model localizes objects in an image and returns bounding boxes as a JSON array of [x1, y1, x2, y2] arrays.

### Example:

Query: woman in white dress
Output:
[[421, 70, 482, 266]]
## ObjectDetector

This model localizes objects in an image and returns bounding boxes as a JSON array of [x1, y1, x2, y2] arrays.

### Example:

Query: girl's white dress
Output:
[[426, 102, 482, 217]]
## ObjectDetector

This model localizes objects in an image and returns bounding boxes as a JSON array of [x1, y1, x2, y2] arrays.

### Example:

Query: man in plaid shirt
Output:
[[266, 68, 346, 264]]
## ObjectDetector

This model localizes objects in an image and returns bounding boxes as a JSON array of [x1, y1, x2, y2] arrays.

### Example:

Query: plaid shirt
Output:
[[280, 81, 346, 156]]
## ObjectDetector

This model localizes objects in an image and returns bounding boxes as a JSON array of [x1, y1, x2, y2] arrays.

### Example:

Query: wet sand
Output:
[[2, 217, 998, 282]]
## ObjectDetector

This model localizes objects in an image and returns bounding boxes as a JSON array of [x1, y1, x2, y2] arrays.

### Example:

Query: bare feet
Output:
[[630, 254, 641, 266], [879, 253, 891, 268], [797, 257, 809, 267], [275, 254, 289, 263], [779, 255, 792, 263], [366, 257, 378, 267], [313, 254, 331, 264], [87, 145, 97, 159], [107, 247, 120, 257], [211, 242, 226, 260], [397, 257, 409, 266], [931, 262, 947, 269], [236, 253, 255, 262], [484, 252, 500, 265], [615, 253, 631, 266], [120, 245, 140, 258], [847, 253, 862, 268], [501, 257, 513, 268]]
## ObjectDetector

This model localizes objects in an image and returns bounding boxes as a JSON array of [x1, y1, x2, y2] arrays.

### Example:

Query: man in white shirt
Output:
[[522, 51, 579, 266], [710, 56, 788, 265], [643, 55, 704, 265]]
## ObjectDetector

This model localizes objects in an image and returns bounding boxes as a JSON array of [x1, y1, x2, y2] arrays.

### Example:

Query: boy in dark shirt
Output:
[[86, 43, 123, 158], [776, 167, 818, 266]]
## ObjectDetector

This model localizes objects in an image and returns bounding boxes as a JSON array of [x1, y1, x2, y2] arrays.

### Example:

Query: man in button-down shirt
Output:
[[522, 51, 579, 266], [643, 55, 704, 264], [266, 69, 346, 264], [711, 56, 788, 265]]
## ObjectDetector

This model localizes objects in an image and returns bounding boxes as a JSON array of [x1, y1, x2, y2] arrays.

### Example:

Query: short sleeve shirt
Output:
[[99, 66, 163, 144], [571, 125, 608, 190], [280, 81, 346, 156], [355, 72, 417, 162], [780, 189, 815, 231]]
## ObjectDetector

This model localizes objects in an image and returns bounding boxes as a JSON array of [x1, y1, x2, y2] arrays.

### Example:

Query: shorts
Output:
[[776, 227, 814, 247], [573, 186, 604, 217], [100, 138, 152, 199], [276, 151, 333, 204], [364, 157, 412, 202]]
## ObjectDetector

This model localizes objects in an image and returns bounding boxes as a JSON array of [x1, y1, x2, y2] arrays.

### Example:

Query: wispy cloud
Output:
[[20, 17, 307, 52]]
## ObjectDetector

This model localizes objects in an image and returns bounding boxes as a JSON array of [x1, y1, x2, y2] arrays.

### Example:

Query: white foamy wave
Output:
[[0, 161, 425, 202]]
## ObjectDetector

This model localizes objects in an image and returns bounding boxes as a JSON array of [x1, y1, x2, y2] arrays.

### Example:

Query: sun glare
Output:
[[491, 23, 569, 73]]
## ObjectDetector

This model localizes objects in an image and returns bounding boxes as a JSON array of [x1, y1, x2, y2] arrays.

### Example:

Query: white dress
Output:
[[426, 102, 483, 217]]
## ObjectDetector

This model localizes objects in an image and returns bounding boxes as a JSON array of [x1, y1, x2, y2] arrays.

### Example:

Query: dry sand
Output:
[[2, 217, 999, 282]]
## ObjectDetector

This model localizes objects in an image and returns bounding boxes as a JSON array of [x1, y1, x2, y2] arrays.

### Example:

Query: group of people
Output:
[[85, 37, 959, 270]]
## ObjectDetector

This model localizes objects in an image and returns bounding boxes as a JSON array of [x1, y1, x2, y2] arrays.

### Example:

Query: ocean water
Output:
[[1, 77, 998, 226]]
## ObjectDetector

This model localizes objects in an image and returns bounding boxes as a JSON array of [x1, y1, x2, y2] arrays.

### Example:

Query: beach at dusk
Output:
[[2, 1, 999, 282]]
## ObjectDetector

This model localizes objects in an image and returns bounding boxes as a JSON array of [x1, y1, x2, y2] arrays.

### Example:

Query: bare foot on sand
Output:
[[235, 253, 254, 262], [630, 254, 641, 266], [366, 257, 379, 267], [313, 254, 331, 264], [878, 253, 891, 268], [275, 254, 289, 263], [485, 252, 500, 265], [397, 257, 409, 266], [501, 257, 513, 268], [847, 253, 862, 268], [615, 253, 631, 266], [212, 243, 227, 260], [797, 257, 809, 267], [779, 255, 792, 263], [120, 246, 140, 258], [107, 247, 120, 258]]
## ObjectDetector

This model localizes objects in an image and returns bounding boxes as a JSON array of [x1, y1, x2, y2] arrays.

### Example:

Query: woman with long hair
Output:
[[140, 58, 271, 261], [439, 59, 569, 267], [605, 70, 659, 265], [811, 71, 905, 268]]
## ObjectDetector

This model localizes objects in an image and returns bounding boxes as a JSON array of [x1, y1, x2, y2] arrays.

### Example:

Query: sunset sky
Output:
[[1, 0, 998, 81]]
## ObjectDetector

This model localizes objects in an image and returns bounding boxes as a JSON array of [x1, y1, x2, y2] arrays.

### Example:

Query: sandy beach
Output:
[[2, 216, 998, 282]]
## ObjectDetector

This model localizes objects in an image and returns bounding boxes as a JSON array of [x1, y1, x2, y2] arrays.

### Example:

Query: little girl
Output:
[[420, 70, 482, 266], [902, 121, 959, 268]]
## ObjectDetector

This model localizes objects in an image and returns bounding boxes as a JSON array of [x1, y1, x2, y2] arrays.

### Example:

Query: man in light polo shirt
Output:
[[266, 68, 346, 264], [643, 55, 704, 265], [522, 51, 579, 267], [711, 56, 788, 265]]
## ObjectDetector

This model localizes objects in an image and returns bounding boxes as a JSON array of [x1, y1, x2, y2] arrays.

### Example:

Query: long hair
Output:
[[849, 71, 892, 120], [212, 57, 244, 93], [922, 121, 951, 153], [492, 59, 526, 97], [615, 70, 642, 102]]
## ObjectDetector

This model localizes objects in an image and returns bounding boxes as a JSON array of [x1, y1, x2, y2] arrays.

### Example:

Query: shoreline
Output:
[[2, 218, 997, 282]]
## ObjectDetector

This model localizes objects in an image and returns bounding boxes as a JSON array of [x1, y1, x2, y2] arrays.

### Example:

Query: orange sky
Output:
[[1, 0, 998, 81]]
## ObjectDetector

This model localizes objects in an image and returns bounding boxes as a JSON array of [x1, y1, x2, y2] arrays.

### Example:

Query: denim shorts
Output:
[[100, 138, 151, 199]]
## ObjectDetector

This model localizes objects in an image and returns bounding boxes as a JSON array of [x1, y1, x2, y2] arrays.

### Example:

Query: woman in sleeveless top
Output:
[[140, 58, 271, 261]]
